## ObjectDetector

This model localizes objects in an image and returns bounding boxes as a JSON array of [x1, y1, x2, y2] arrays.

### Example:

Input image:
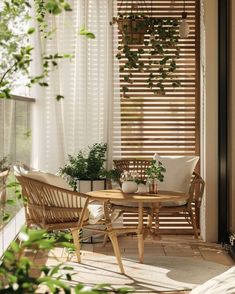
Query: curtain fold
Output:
[[31, 0, 112, 173]]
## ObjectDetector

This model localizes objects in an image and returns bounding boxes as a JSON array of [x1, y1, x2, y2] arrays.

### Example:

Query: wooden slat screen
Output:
[[112, 0, 200, 159], [112, 0, 200, 234]]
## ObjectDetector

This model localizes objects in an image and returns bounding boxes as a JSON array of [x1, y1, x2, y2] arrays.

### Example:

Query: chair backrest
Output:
[[15, 174, 87, 229], [188, 172, 205, 207], [113, 159, 151, 183], [0, 169, 10, 204]]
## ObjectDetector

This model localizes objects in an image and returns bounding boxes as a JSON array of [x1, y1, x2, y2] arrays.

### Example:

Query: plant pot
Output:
[[122, 181, 138, 193], [117, 19, 148, 45], [148, 178, 158, 194], [76, 179, 107, 193]]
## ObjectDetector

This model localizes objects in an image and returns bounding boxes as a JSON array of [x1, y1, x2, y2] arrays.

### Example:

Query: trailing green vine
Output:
[[0, 0, 94, 100], [112, 16, 181, 97]]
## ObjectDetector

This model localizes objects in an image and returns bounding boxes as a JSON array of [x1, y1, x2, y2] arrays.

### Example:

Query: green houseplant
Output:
[[145, 160, 166, 194], [111, 11, 181, 96], [59, 143, 108, 190]]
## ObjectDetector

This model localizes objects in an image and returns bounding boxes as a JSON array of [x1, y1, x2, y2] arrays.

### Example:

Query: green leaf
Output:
[[62, 266, 74, 270], [2, 213, 11, 222], [56, 95, 64, 101], [117, 287, 134, 293], [11, 241, 20, 253], [6, 199, 16, 205], [39, 82, 49, 87], [79, 27, 95, 39], [4, 250, 15, 261], [27, 27, 35, 34], [63, 3, 72, 11]]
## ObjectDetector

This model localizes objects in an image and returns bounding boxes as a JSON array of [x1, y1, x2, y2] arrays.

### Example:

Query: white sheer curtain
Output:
[[31, 0, 113, 173]]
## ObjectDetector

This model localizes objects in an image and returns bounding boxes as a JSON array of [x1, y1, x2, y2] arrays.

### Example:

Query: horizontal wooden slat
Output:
[[113, 0, 199, 234]]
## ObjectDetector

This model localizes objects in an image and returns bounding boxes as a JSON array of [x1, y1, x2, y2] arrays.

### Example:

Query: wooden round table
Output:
[[85, 189, 188, 274]]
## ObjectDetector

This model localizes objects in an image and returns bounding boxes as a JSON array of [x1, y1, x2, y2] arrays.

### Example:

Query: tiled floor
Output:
[[31, 235, 234, 294]]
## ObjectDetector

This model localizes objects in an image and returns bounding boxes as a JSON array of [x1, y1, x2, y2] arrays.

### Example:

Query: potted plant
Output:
[[111, 13, 149, 45], [145, 160, 166, 194], [113, 16, 181, 97], [0, 156, 10, 204], [59, 143, 108, 192]]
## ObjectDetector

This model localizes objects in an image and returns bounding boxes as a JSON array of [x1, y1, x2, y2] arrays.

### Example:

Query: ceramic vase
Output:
[[122, 181, 138, 193]]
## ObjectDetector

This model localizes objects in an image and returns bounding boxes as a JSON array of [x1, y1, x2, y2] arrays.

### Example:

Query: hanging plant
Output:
[[112, 16, 181, 97], [111, 13, 149, 45]]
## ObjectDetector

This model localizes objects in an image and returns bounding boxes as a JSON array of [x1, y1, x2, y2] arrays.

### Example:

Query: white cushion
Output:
[[14, 165, 72, 191], [163, 200, 187, 207], [88, 204, 104, 224], [153, 153, 199, 193], [190, 266, 235, 294], [26, 170, 73, 191], [13, 164, 36, 175]]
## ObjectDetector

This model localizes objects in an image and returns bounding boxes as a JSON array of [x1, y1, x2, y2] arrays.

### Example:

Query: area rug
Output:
[[59, 254, 230, 292]]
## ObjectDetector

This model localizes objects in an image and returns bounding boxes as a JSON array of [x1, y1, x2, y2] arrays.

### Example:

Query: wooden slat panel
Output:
[[113, 0, 200, 234]]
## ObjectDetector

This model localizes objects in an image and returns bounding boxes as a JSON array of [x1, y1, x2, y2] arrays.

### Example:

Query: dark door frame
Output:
[[218, 0, 235, 259], [218, 0, 229, 244]]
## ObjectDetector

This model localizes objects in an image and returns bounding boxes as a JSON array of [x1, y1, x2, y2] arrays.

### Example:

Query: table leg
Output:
[[154, 203, 161, 230], [138, 202, 144, 263], [103, 202, 125, 274]]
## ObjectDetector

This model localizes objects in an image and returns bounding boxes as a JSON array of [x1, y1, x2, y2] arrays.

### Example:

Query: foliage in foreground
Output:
[[0, 0, 94, 100], [0, 227, 133, 293]]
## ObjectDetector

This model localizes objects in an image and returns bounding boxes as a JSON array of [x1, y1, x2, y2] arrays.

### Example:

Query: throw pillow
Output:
[[153, 153, 199, 193]]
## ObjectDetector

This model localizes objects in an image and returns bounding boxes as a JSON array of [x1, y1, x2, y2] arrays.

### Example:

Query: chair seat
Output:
[[162, 200, 187, 207], [111, 201, 151, 208]]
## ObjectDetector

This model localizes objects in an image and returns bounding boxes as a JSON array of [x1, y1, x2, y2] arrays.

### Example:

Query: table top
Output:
[[86, 189, 188, 203]]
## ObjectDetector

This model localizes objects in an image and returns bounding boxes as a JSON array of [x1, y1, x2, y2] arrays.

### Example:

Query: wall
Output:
[[200, 0, 218, 242]]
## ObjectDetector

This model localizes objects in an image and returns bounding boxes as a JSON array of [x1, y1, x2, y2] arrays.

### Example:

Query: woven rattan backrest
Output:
[[188, 172, 205, 207], [16, 174, 86, 208], [113, 159, 151, 182], [16, 174, 88, 228]]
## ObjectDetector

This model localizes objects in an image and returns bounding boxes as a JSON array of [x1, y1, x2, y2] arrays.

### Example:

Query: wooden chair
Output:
[[113, 159, 151, 186], [15, 173, 90, 262], [110, 159, 153, 229], [0, 169, 10, 204], [155, 172, 205, 238]]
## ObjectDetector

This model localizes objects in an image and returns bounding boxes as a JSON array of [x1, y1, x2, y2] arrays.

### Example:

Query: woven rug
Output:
[[59, 254, 230, 292]]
